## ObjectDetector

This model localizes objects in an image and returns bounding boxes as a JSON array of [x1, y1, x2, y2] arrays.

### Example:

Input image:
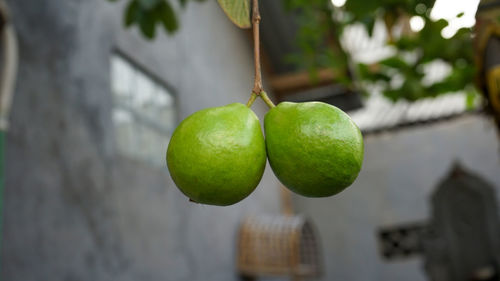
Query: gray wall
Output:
[[3, 0, 282, 280], [293, 114, 500, 281], [4, 0, 500, 280]]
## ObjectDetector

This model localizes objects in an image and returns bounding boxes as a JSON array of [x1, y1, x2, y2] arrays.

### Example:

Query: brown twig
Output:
[[246, 0, 275, 109], [252, 0, 263, 95]]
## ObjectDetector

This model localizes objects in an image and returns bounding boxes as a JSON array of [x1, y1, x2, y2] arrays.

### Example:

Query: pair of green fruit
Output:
[[166, 101, 364, 206]]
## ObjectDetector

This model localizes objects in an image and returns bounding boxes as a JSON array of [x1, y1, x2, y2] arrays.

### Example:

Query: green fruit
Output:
[[167, 103, 266, 206], [264, 102, 364, 197]]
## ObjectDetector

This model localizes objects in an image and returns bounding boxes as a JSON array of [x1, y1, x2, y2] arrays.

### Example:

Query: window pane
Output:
[[160, 106, 176, 133], [113, 108, 135, 157], [156, 87, 174, 107], [110, 53, 176, 166], [111, 55, 133, 102], [132, 71, 155, 108]]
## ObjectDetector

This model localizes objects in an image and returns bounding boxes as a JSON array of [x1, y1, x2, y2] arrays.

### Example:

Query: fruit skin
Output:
[[167, 103, 266, 206], [264, 101, 364, 197]]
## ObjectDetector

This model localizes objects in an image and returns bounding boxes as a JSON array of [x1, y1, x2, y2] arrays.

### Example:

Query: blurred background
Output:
[[1, 0, 500, 280]]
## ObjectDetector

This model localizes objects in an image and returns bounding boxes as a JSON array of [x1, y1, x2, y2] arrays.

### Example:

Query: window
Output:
[[111, 53, 176, 166]]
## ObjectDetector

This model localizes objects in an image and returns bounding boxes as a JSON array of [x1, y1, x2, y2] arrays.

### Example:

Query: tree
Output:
[[107, 0, 479, 103]]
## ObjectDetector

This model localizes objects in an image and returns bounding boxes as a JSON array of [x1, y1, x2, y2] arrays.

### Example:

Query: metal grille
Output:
[[378, 222, 428, 260]]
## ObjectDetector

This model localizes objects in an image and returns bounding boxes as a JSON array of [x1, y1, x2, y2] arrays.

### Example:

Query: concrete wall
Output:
[[2, 0, 282, 280], [293, 114, 500, 281], [4, 0, 500, 280]]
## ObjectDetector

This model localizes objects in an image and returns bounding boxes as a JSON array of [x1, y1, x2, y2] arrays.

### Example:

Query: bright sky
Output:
[[331, 0, 481, 38], [430, 0, 481, 38], [331, 0, 346, 7]]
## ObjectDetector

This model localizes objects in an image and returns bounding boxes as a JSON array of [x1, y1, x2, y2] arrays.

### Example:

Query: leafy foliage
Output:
[[110, 0, 479, 102], [108, 0, 206, 39], [283, 0, 351, 85], [283, 0, 477, 102], [217, 0, 251, 28]]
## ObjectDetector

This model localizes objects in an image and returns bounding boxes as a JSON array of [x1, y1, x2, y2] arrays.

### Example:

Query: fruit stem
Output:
[[248, 0, 277, 109], [252, 0, 263, 95], [246, 92, 258, 107], [259, 91, 275, 108]]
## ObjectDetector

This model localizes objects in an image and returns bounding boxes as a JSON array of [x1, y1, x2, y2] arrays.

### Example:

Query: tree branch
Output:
[[252, 0, 262, 95]]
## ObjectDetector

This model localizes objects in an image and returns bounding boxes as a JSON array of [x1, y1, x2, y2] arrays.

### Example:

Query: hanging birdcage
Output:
[[237, 215, 322, 280]]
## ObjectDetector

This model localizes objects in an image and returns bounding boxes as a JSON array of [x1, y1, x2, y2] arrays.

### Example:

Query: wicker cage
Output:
[[237, 215, 322, 279]]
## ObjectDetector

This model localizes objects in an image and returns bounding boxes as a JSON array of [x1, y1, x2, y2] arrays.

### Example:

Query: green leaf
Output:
[[465, 85, 480, 108], [158, 1, 179, 34], [139, 10, 157, 39], [138, 0, 160, 9], [379, 57, 408, 69], [465, 88, 478, 110], [217, 0, 251, 29], [344, 0, 379, 19], [360, 17, 376, 37], [357, 63, 392, 82], [383, 89, 401, 102], [125, 0, 141, 27]]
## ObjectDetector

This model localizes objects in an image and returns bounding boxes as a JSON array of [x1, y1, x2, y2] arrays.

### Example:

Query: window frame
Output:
[[110, 49, 178, 166]]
